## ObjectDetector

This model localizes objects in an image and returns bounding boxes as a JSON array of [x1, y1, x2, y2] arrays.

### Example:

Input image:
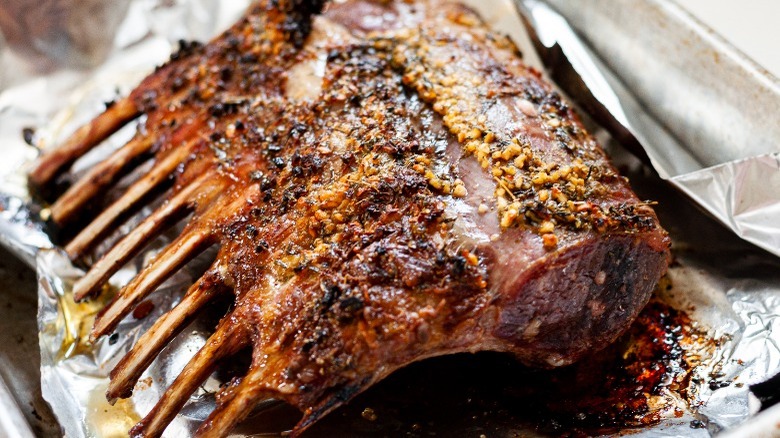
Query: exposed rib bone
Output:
[[195, 372, 269, 438], [108, 279, 224, 401], [71, 172, 223, 301], [65, 140, 198, 258], [29, 98, 140, 188], [129, 322, 248, 438], [51, 135, 154, 225], [91, 228, 214, 340]]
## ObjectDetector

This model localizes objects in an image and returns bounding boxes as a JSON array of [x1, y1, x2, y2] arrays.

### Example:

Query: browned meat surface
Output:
[[28, 0, 670, 437]]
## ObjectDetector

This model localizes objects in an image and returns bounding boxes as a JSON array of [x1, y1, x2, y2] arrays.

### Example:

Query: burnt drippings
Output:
[[249, 299, 708, 437]]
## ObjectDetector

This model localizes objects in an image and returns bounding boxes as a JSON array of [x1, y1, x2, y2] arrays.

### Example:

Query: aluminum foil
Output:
[[534, 0, 780, 259], [0, 0, 779, 437]]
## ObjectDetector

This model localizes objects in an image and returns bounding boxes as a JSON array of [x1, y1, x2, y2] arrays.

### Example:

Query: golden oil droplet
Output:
[[86, 382, 141, 437], [54, 283, 116, 361]]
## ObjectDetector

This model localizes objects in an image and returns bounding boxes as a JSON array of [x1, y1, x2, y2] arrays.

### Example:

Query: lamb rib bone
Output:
[[49, 135, 155, 225], [107, 276, 225, 402], [129, 320, 250, 438], [29, 97, 140, 190], [64, 139, 199, 259], [71, 171, 224, 301]]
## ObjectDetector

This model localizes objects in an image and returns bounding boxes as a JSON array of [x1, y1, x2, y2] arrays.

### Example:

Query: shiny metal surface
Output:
[[0, 246, 59, 436], [519, 0, 780, 258], [544, 0, 780, 172]]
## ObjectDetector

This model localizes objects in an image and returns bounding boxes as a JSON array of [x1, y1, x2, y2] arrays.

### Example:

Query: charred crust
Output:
[[54, 2, 671, 435], [170, 39, 204, 62]]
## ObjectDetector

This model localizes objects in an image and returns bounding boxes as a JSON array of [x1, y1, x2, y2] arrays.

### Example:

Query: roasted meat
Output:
[[29, 0, 671, 436]]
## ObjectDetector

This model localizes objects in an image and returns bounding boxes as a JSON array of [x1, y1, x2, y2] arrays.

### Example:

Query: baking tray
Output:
[[0, 245, 60, 436], [0, 0, 778, 436]]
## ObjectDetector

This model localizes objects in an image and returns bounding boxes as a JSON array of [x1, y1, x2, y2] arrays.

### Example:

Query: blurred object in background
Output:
[[0, 0, 131, 72]]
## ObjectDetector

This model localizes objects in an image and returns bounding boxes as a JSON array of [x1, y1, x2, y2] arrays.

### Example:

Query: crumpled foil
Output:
[[525, 0, 780, 259], [0, 0, 778, 437]]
